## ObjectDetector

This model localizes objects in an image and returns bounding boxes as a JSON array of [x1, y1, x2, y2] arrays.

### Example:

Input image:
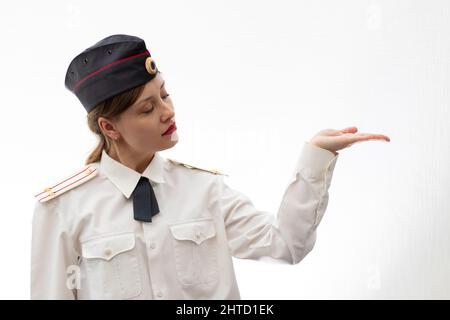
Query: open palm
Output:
[[310, 126, 390, 155]]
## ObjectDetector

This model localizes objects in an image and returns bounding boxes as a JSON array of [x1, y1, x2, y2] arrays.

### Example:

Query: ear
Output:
[[98, 117, 120, 140]]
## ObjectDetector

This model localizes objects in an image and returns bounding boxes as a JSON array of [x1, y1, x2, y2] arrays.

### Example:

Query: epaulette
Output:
[[167, 158, 228, 176], [34, 165, 98, 203]]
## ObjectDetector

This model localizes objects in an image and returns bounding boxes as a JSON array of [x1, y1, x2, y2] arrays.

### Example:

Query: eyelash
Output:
[[144, 94, 170, 113]]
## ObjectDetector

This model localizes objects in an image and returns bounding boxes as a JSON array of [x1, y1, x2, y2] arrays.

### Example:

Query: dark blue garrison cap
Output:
[[64, 34, 159, 113]]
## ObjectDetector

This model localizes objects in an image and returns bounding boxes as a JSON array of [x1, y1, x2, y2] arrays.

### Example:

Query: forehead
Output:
[[143, 73, 164, 92], [133, 74, 165, 107]]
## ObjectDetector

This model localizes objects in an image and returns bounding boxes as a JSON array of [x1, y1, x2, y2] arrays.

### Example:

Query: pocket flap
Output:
[[169, 219, 216, 245], [81, 233, 136, 261]]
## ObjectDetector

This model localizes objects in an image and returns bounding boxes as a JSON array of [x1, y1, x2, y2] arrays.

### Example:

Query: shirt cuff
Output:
[[297, 142, 339, 179]]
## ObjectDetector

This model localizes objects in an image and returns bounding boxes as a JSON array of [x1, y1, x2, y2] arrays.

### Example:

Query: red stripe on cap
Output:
[[72, 50, 150, 93], [38, 168, 97, 202]]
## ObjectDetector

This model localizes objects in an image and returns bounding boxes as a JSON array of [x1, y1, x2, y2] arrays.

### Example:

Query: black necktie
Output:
[[132, 176, 159, 222]]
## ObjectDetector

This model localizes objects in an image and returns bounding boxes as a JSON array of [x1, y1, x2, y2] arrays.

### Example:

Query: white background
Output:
[[0, 0, 449, 299]]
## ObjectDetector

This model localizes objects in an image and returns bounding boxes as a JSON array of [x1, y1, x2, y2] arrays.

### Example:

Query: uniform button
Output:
[[156, 291, 163, 298], [104, 248, 112, 256], [150, 243, 156, 249]]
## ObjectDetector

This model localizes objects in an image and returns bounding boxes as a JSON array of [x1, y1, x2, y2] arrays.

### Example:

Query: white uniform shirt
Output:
[[31, 142, 338, 299]]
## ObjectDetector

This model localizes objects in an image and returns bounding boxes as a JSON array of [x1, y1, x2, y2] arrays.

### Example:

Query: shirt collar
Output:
[[100, 149, 166, 199]]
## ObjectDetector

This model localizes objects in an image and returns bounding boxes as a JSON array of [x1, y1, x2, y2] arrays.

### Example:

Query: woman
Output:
[[31, 34, 390, 299]]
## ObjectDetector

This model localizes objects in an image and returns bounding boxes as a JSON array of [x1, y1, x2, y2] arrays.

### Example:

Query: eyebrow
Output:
[[138, 80, 165, 105]]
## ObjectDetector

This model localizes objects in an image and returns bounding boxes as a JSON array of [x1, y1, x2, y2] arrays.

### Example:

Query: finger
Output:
[[350, 133, 390, 142], [363, 133, 390, 142], [341, 126, 358, 134], [318, 129, 342, 136]]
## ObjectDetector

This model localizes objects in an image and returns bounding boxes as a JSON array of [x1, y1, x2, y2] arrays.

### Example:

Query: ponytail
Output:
[[85, 135, 107, 165]]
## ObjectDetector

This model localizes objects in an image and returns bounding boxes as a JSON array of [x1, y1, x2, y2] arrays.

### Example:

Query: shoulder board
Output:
[[167, 158, 228, 176], [34, 165, 98, 203]]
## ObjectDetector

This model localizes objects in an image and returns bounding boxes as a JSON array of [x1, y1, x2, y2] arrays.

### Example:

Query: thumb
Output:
[[341, 126, 358, 134]]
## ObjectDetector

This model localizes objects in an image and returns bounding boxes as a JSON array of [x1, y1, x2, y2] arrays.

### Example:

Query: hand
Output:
[[309, 126, 390, 155]]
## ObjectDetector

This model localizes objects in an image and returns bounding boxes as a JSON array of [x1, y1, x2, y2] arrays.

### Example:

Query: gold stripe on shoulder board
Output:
[[167, 158, 228, 176]]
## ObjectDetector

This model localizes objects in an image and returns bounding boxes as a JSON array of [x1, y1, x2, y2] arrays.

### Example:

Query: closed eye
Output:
[[143, 94, 170, 114]]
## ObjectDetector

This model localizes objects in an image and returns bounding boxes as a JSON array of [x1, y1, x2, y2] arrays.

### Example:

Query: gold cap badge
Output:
[[145, 56, 157, 75]]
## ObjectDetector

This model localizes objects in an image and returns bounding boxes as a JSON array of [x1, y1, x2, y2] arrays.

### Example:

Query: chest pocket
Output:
[[169, 219, 219, 286], [80, 232, 142, 299]]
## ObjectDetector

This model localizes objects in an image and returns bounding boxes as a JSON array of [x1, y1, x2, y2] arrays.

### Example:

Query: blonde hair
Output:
[[85, 82, 148, 164]]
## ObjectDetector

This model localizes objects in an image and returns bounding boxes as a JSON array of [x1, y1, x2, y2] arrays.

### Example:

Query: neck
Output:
[[107, 144, 155, 174]]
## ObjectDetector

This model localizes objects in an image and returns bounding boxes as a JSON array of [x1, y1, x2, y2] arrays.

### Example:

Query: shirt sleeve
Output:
[[217, 142, 339, 265], [31, 199, 79, 299]]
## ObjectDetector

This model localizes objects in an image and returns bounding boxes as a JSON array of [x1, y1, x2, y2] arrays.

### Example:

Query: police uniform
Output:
[[31, 34, 339, 299]]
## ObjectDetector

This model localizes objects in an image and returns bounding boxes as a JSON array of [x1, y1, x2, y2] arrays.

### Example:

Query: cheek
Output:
[[119, 117, 150, 140], [135, 118, 161, 140]]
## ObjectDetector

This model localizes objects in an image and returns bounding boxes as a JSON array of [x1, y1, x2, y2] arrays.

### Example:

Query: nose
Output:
[[160, 101, 175, 122]]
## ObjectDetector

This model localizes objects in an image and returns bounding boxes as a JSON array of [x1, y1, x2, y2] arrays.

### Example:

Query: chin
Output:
[[159, 139, 178, 151]]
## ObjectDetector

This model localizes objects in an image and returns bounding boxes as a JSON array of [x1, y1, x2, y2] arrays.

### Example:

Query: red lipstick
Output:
[[162, 123, 177, 136]]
